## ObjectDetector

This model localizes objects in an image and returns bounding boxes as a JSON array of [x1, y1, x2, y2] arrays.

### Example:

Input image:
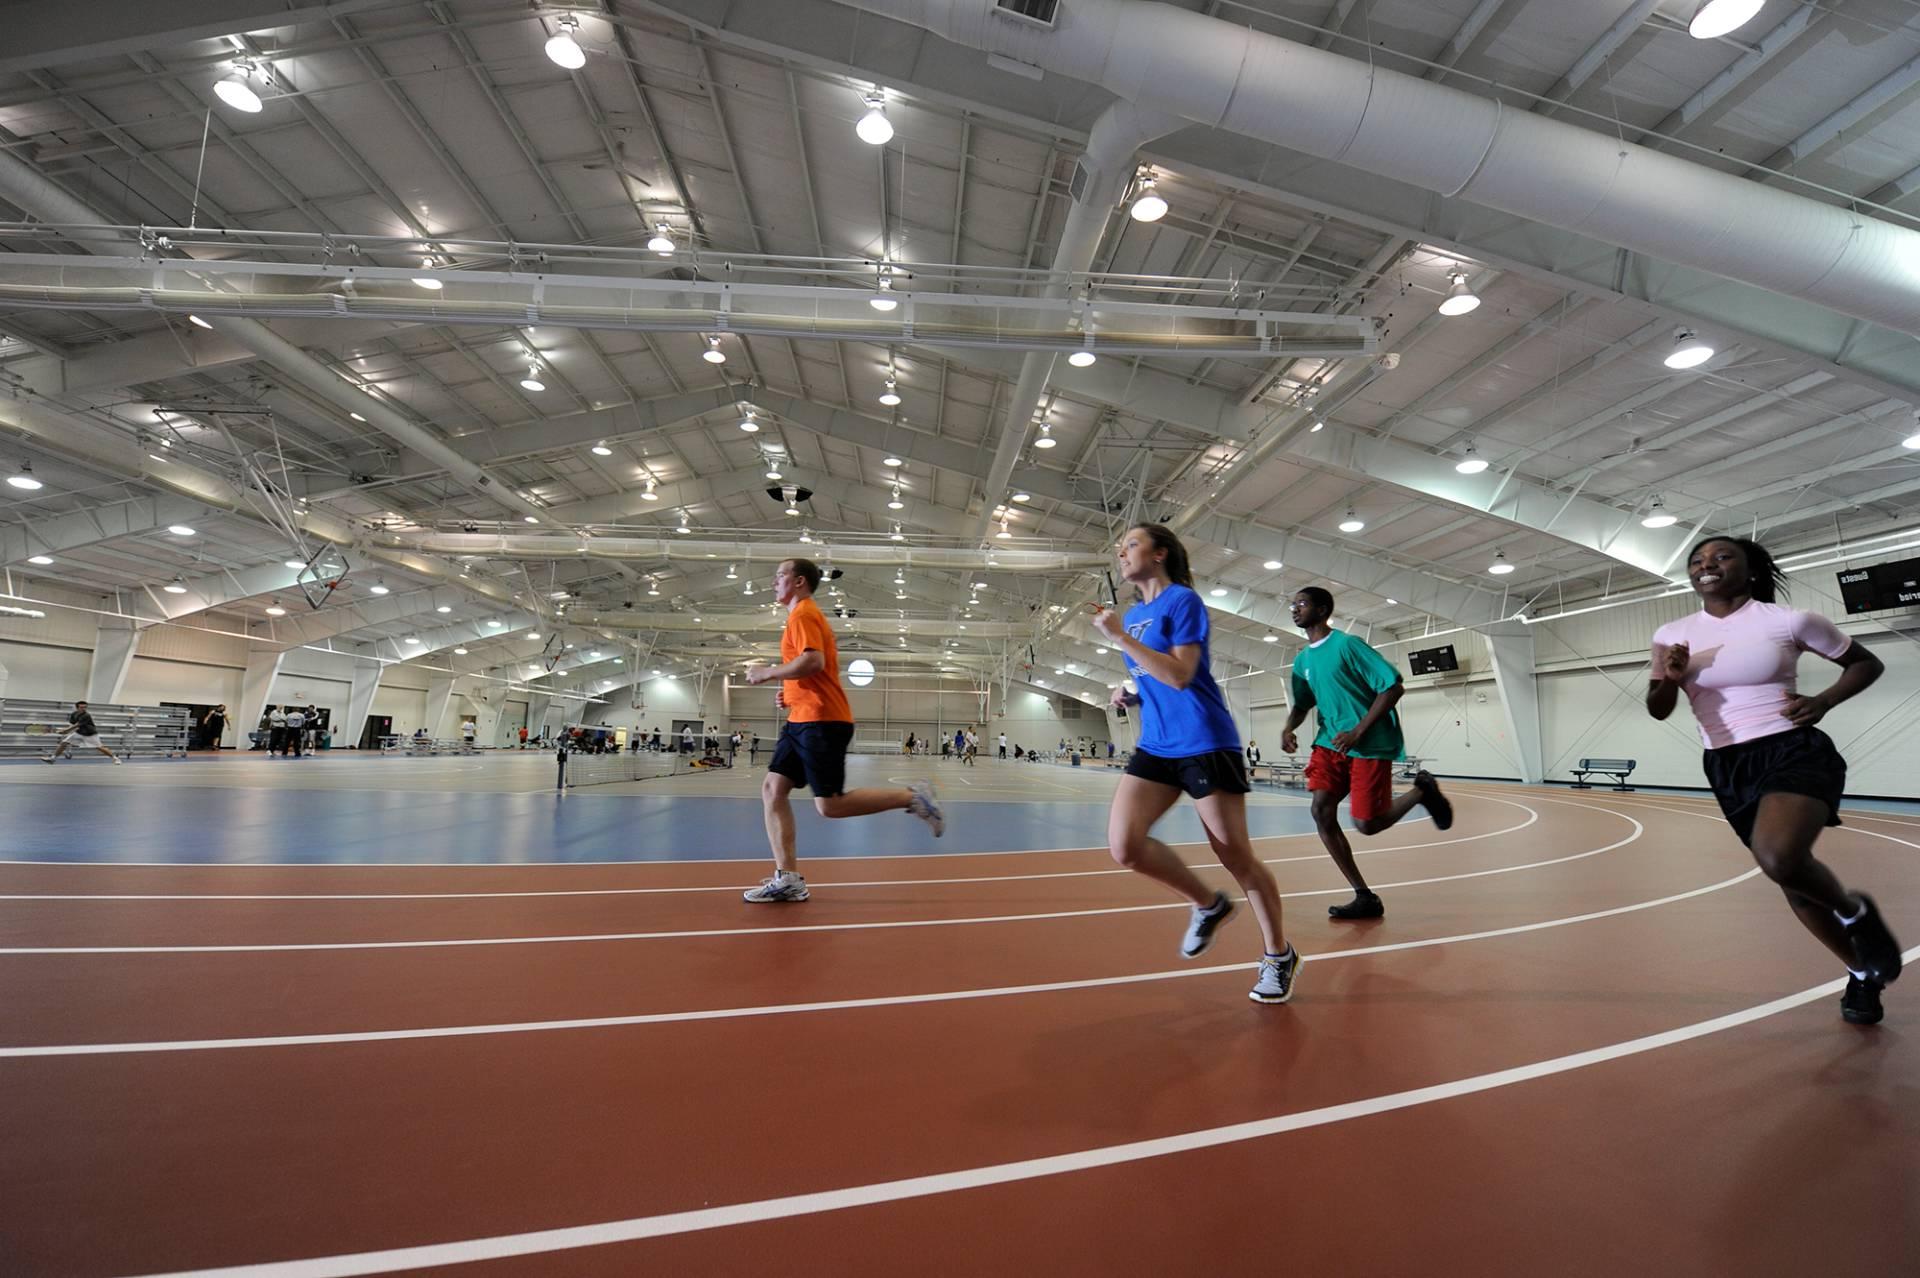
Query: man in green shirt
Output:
[[1281, 587, 1451, 920]]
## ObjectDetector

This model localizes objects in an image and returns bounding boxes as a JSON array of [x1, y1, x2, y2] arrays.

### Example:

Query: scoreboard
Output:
[[1837, 556, 1920, 615], [1407, 644, 1459, 675]]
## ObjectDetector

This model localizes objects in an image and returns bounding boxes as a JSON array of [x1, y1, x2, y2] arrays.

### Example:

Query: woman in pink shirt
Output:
[[1648, 536, 1900, 1025]]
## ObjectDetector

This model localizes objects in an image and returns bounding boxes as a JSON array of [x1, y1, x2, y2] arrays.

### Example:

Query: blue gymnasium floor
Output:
[[0, 752, 1340, 865]]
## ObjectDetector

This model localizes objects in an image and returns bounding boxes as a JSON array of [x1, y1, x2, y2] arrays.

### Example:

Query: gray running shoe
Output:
[[1250, 947, 1300, 1004], [743, 873, 809, 903], [1181, 891, 1235, 958], [907, 781, 946, 837]]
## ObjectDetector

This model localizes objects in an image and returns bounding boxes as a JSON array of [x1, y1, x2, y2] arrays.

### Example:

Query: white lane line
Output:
[[0, 804, 1534, 902], [0, 805, 1630, 954], [0, 862, 1754, 1059], [118, 926, 1899, 1278]]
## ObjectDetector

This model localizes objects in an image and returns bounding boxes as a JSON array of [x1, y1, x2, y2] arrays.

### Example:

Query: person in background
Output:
[[904, 731, 917, 756], [730, 729, 742, 763], [681, 724, 694, 755], [267, 705, 287, 756], [200, 704, 228, 752], [282, 705, 306, 757], [461, 718, 477, 748], [1246, 739, 1261, 766], [998, 731, 1008, 760], [43, 700, 121, 764], [305, 706, 321, 753], [519, 725, 529, 749], [741, 557, 944, 903], [1282, 585, 1451, 922]]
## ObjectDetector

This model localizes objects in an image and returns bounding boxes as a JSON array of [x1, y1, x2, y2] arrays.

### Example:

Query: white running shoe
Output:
[[1249, 946, 1300, 1004], [906, 781, 946, 837], [743, 872, 808, 903], [1180, 891, 1235, 958], [40, 755, 54, 764], [111, 756, 123, 765]]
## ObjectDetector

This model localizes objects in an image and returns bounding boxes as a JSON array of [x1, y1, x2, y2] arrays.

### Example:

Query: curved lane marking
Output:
[[116, 938, 1914, 1278], [0, 803, 1632, 954], [0, 863, 1755, 1059]]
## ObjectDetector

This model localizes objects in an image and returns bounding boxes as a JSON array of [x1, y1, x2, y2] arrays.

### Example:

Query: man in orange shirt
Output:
[[742, 557, 945, 902]]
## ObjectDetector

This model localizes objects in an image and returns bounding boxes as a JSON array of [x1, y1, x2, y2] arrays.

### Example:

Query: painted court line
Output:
[[0, 807, 1636, 954], [0, 806, 1535, 902], [119, 928, 1899, 1278], [0, 862, 1752, 1058]]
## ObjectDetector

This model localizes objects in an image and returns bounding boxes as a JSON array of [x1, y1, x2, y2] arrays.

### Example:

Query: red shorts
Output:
[[1306, 747, 1395, 823]]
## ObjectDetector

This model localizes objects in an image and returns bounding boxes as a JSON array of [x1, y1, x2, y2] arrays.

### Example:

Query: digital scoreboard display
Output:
[[1837, 556, 1920, 615], [1408, 644, 1459, 676]]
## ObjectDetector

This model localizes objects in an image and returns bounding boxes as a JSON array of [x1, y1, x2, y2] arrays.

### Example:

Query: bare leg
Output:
[[762, 771, 799, 875], [1195, 791, 1286, 954], [1311, 790, 1372, 894], [1353, 786, 1423, 836], [1748, 791, 1856, 967], [815, 788, 911, 818], [1107, 775, 1215, 908]]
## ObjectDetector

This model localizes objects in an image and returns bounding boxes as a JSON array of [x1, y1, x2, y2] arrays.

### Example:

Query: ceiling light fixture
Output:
[[738, 407, 760, 433], [879, 377, 901, 407], [436, 605, 452, 614], [996, 519, 1012, 540], [870, 265, 899, 312], [369, 582, 390, 595], [676, 512, 691, 534], [887, 487, 905, 510], [214, 60, 263, 112], [765, 463, 783, 480], [167, 524, 196, 537], [544, 14, 587, 68], [642, 477, 659, 501], [889, 523, 905, 542], [453, 646, 468, 656], [520, 364, 545, 393], [1262, 632, 1279, 643], [1454, 443, 1489, 474], [1641, 497, 1679, 529], [1664, 328, 1715, 370], [1310, 420, 1326, 433], [27, 554, 54, 566], [1128, 167, 1167, 222], [726, 564, 738, 580], [163, 575, 189, 594], [523, 514, 539, 524], [591, 442, 613, 456], [265, 602, 286, 617], [1437, 271, 1481, 317], [1689, 0, 1764, 40], [1338, 510, 1365, 533], [702, 335, 726, 364], [6, 462, 43, 491], [1034, 421, 1056, 449], [413, 257, 443, 289], [855, 90, 893, 145], [646, 222, 675, 255], [1011, 492, 1031, 504], [1262, 559, 1282, 570], [1209, 587, 1228, 597], [188, 314, 213, 330], [1489, 551, 1516, 575]]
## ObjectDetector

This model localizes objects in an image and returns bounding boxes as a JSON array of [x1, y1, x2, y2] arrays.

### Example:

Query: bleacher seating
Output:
[[0, 698, 188, 760], [1570, 757, 1636, 791]]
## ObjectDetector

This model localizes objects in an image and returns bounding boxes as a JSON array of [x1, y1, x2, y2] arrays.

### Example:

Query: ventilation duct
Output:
[[829, 0, 1920, 339]]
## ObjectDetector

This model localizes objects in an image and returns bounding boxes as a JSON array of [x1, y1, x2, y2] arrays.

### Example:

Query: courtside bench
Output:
[[1570, 757, 1636, 791], [1258, 759, 1307, 789]]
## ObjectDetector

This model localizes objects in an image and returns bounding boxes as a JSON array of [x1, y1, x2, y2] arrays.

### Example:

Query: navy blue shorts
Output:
[[768, 721, 854, 798], [1125, 747, 1250, 800], [1702, 726, 1845, 849]]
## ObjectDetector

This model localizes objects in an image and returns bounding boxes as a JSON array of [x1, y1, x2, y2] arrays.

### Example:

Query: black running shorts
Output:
[[1702, 725, 1846, 850], [768, 721, 854, 798], [1125, 746, 1251, 800]]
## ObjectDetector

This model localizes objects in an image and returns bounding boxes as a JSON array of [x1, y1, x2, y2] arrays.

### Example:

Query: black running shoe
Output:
[[1414, 770, 1453, 831], [1328, 892, 1384, 920], [1842, 975, 1885, 1026], [1180, 891, 1235, 958], [1844, 893, 1903, 986]]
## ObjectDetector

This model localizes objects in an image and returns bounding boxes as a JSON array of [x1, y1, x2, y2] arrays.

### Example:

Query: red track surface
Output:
[[1, 785, 1914, 1277]]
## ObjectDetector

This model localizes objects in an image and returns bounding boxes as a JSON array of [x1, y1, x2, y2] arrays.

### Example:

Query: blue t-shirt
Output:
[[1121, 584, 1242, 758]]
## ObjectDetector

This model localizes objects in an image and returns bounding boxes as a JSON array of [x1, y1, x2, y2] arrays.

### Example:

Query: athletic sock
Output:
[[1837, 899, 1867, 926], [1848, 967, 1868, 981]]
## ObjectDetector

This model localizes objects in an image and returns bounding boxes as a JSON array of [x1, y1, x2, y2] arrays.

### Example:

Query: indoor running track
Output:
[[1, 783, 1916, 1276]]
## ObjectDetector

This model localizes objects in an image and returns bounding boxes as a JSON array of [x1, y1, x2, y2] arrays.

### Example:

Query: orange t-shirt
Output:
[[781, 597, 853, 724]]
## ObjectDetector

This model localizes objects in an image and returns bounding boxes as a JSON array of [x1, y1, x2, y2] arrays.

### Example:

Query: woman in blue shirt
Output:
[[1090, 524, 1298, 1004]]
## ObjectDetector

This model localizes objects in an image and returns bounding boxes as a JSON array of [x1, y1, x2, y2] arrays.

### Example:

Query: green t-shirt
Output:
[[1289, 630, 1405, 760]]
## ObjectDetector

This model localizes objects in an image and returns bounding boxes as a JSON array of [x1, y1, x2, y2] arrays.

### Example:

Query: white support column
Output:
[[0, 654, 9, 699], [237, 649, 285, 746], [424, 675, 455, 740], [86, 620, 140, 703], [1482, 623, 1545, 784], [526, 694, 554, 741], [344, 659, 384, 750]]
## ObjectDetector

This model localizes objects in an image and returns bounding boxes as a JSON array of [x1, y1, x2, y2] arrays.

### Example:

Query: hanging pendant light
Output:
[[1641, 497, 1678, 529], [855, 90, 893, 145], [702, 335, 726, 364], [1454, 443, 1489, 474], [544, 14, 587, 68], [1689, 0, 1764, 40], [646, 222, 675, 255], [1128, 167, 1167, 222], [1437, 271, 1481, 316], [214, 60, 263, 112]]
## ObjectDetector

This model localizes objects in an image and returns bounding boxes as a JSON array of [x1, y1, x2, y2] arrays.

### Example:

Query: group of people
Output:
[[723, 525, 1902, 1025], [263, 705, 322, 757]]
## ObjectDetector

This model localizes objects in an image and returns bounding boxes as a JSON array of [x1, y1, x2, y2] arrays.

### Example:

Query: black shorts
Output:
[[1702, 726, 1846, 850], [1125, 747, 1251, 800], [768, 721, 855, 798]]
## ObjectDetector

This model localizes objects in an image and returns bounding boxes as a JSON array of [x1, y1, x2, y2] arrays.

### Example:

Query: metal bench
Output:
[[1259, 759, 1307, 789], [1570, 757, 1636, 791]]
